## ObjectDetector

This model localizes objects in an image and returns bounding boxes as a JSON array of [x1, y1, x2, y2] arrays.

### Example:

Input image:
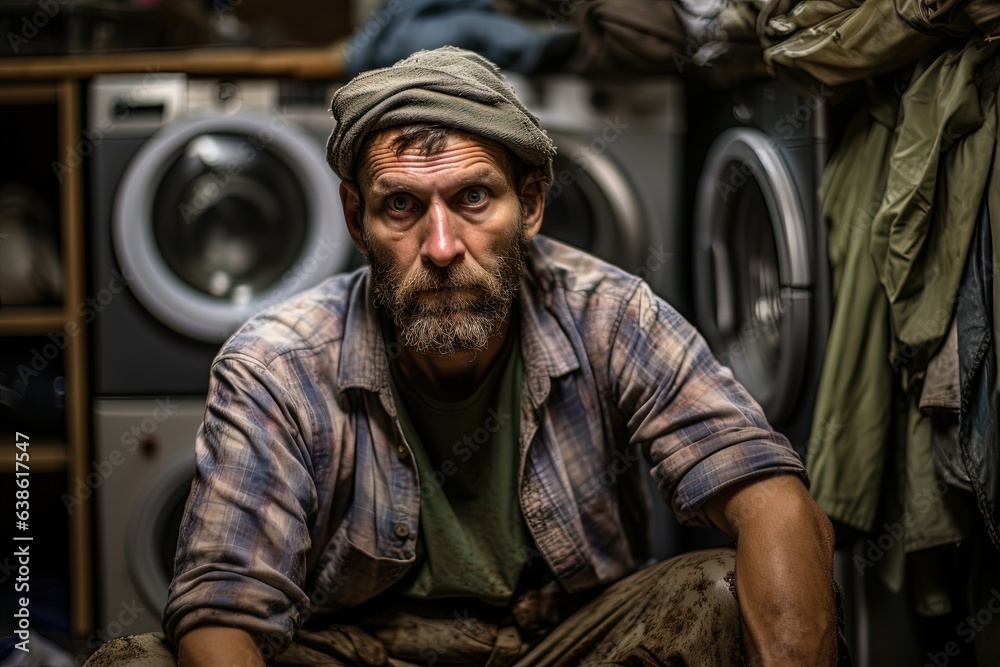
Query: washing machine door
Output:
[[541, 133, 645, 273], [693, 128, 811, 423], [114, 115, 350, 343], [126, 451, 195, 617]]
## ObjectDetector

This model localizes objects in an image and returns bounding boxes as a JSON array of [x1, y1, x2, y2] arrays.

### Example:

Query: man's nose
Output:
[[421, 200, 465, 267]]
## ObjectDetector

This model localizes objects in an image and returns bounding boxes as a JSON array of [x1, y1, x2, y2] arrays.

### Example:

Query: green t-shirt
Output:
[[388, 330, 529, 607]]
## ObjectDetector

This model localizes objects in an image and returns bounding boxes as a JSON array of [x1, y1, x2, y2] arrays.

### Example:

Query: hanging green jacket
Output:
[[808, 39, 999, 600]]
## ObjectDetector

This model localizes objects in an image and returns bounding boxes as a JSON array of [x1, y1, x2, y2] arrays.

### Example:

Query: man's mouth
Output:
[[418, 285, 475, 299]]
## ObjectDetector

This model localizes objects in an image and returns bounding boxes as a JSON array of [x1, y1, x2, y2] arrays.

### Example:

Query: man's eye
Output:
[[463, 188, 487, 205], [388, 195, 411, 212]]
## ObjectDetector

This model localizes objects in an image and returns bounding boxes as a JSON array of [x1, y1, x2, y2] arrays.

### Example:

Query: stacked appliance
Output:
[[90, 74, 355, 633]]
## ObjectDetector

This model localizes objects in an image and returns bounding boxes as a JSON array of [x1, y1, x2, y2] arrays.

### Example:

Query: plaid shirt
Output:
[[163, 236, 806, 646]]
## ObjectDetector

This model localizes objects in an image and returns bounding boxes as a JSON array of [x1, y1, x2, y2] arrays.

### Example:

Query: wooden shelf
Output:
[[0, 306, 68, 335], [0, 442, 67, 472], [0, 83, 58, 103], [0, 44, 347, 81]]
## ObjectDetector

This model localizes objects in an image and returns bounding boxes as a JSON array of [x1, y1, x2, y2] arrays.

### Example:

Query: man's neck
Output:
[[393, 315, 515, 403]]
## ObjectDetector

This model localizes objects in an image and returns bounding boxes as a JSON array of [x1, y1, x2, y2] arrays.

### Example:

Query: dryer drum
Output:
[[113, 115, 350, 343], [694, 127, 812, 424]]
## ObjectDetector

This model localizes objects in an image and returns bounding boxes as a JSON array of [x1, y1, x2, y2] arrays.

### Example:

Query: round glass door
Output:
[[693, 128, 811, 422], [542, 134, 645, 273], [115, 115, 350, 342], [126, 453, 195, 616], [151, 134, 309, 304]]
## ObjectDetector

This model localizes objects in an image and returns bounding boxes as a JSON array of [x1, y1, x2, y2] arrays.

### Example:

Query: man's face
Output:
[[352, 129, 531, 356]]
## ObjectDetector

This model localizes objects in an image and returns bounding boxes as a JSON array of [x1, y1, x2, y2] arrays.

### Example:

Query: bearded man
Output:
[[87, 47, 847, 667]]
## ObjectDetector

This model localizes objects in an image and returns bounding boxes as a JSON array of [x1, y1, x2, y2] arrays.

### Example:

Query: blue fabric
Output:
[[345, 0, 578, 76]]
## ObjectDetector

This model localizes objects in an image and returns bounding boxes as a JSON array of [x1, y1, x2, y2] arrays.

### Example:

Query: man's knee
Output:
[[643, 547, 741, 629], [83, 633, 176, 667], [654, 547, 738, 599]]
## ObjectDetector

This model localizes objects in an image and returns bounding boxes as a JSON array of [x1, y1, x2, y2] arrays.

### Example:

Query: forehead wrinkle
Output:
[[368, 163, 508, 199], [360, 133, 511, 188]]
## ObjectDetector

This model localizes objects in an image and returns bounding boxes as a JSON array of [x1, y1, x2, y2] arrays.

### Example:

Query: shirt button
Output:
[[397, 445, 409, 461], [395, 523, 410, 539]]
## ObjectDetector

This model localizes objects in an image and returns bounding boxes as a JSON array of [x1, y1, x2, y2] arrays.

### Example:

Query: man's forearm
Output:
[[178, 625, 266, 667], [706, 473, 838, 666]]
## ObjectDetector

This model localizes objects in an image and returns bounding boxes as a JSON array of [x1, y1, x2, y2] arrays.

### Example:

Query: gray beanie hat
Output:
[[326, 46, 555, 184]]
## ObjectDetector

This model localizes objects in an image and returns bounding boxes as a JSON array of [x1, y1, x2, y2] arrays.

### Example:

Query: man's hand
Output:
[[177, 626, 266, 667], [704, 473, 838, 666]]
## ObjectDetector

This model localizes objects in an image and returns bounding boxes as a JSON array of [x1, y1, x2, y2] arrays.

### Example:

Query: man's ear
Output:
[[340, 181, 368, 255], [519, 170, 547, 242]]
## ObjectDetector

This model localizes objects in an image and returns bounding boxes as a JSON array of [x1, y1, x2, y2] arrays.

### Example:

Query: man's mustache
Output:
[[399, 267, 495, 297]]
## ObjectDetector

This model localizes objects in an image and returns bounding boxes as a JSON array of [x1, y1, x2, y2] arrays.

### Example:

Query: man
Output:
[[88, 47, 843, 666]]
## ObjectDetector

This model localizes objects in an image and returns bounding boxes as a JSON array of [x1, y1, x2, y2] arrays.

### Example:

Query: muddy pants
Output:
[[84, 548, 840, 666]]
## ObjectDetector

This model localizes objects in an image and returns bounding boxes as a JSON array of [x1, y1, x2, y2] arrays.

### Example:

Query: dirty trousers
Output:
[[86, 548, 752, 666]]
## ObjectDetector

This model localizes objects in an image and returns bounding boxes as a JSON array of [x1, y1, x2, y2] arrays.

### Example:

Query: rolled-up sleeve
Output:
[[162, 354, 316, 647], [609, 281, 807, 526]]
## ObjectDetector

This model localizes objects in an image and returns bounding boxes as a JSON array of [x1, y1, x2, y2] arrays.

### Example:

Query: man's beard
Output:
[[364, 218, 527, 356]]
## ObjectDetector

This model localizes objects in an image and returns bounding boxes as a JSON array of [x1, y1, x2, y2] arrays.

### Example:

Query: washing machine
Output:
[[89, 74, 355, 636], [93, 397, 204, 635], [691, 81, 832, 459], [89, 74, 356, 397], [508, 74, 690, 317]]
